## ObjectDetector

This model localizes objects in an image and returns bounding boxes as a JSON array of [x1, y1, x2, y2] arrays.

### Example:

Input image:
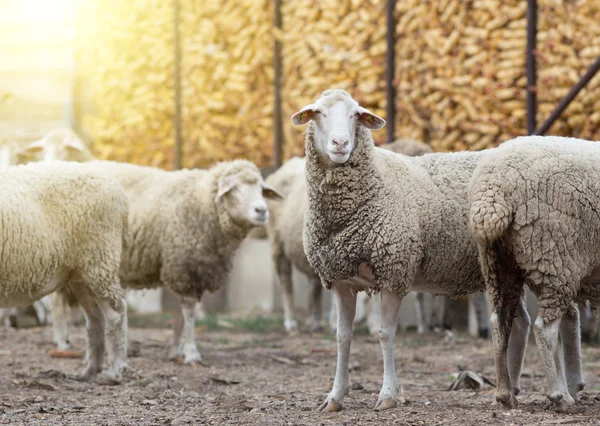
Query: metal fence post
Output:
[[173, 0, 183, 170], [273, 0, 283, 169], [526, 0, 537, 135], [386, 0, 396, 143], [534, 55, 600, 135]]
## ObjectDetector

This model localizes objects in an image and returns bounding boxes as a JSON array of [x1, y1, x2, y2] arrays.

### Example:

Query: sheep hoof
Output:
[[494, 392, 517, 409], [75, 366, 100, 382], [318, 398, 343, 412], [374, 397, 397, 411], [284, 319, 299, 334], [96, 374, 122, 386]]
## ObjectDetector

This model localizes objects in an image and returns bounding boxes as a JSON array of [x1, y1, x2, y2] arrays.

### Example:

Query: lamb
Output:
[[56, 159, 282, 364], [468, 135, 599, 411], [290, 89, 531, 412], [0, 160, 129, 381]]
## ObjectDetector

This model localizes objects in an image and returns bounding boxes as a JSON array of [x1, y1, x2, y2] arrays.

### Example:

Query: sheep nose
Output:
[[332, 138, 349, 148], [254, 206, 267, 215]]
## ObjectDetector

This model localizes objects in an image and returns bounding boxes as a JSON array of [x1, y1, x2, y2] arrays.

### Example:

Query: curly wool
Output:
[[86, 159, 262, 298], [469, 135, 600, 322], [381, 138, 433, 156], [303, 121, 486, 297], [0, 161, 128, 309]]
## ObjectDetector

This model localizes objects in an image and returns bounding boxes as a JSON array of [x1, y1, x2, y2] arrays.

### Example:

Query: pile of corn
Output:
[[280, 0, 388, 158], [77, 0, 274, 169], [77, 0, 600, 169], [395, 0, 600, 152]]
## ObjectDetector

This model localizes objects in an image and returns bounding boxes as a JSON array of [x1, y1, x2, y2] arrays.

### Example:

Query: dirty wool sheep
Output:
[[0, 161, 129, 381], [291, 89, 531, 412], [469, 135, 600, 411], [79, 159, 283, 364], [345, 140, 491, 339]]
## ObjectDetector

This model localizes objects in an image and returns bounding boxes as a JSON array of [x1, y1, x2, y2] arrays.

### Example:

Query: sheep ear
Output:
[[64, 134, 88, 152], [261, 183, 283, 200], [291, 104, 318, 125], [19, 139, 45, 155], [357, 107, 386, 130], [216, 174, 239, 200]]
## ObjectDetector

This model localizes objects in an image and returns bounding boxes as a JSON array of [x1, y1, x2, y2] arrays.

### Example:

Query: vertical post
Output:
[[386, 0, 396, 143], [173, 0, 183, 170], [273, 0, 283, 169], [526, 0, 537, 135]]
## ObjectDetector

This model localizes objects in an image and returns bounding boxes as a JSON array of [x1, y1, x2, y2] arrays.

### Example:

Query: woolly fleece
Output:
[[469, 135, 600, 323], [86, 159, 266, 298], [0, 161, 128, 309]]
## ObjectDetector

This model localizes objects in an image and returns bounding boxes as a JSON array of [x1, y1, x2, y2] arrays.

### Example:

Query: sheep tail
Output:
[[470, 184, 523, 349]]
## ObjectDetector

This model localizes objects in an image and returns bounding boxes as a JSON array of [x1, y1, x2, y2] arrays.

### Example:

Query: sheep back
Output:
[[469, 135, 600, 316], [0, 161, 128, 308]]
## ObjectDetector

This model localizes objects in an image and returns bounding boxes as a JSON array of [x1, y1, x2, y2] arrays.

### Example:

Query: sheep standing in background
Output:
[[291, 89, 530, 412], [16, 128, 92, 353], [469, 136, 600, 411], [0, 161, 129, 381], [63, 159, 282, 364], [0, 137, 53, 328]]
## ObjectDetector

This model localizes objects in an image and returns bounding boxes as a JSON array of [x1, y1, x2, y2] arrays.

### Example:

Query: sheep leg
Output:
[[318, 281, 356, 412], [274, 251, 297, 333], [69, 285, 105, 381], [375, 288, 403, 411], [96, 297, 128, 381], [560, 304, 585, 401], [507, 291, 530, 396], [306, 276, 324, 333], [366, 293, 381, 336], [180, 295, 202, 364], [328, 296, 337, 335], [31, 297, 51, 326], [414, 292, 425, 334], [429, 295, 444, 332], [168, 305, 184, 361], [533, 314, 574, 412], [50, 291, 72, 351], [471, 291, 491, 339]]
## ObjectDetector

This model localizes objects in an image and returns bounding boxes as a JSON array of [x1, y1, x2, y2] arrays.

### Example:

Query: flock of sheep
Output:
[[0, 88, 599, 416]]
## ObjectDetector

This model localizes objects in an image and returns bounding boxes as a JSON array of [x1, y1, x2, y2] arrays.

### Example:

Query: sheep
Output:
[[468, 135, 600, 411], [290, 89, 531, 412], [332, 140, 491, 339], [260, 138, 454, 335], [13, 128, 92, 352], [0, 137, 53, 328], [58, 159, 282, 364], [0, 160, 129, 381]]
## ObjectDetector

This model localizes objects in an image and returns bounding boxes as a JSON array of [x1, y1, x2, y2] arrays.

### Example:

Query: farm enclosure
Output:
[[0, 320, 599, 425]]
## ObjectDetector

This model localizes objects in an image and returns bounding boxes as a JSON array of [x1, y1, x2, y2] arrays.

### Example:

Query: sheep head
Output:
[[18, 128, 94, 163], [291, 89, 385, 164], [215, 162, 283, 227]]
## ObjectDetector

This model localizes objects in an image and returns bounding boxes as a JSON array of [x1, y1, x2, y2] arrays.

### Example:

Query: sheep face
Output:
[[216, 173, 283, 226], [18, 129, 92, 163], [291, 90, 385, 164]]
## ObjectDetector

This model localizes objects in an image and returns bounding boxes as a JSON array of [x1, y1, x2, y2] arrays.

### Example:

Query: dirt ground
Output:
[[0, 315, 599, 426]]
